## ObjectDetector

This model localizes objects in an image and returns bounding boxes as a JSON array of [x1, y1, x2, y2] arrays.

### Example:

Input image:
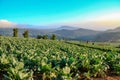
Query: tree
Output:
[[43, 35, 48, 39], [37, 35, 43, 39], [23, 30, 29, 38], [51, 34, 56, 40], [13, 28, 18, 37]]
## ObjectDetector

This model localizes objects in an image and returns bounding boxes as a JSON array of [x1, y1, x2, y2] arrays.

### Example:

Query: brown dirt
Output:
[[0, 75, 3, 80], [92, 76, 120, 80], [0, 75, 120, 80]]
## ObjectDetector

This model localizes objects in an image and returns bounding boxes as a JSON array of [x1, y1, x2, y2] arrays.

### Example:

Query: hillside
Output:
[[95, 27, 120, 41], [107, 27, 120, 32], [95, 32, 120, 41], [51, 28, 101, 40], [0, 27, 101, 40], [0, 36, 120, 80], [1, 26, 120, 41]]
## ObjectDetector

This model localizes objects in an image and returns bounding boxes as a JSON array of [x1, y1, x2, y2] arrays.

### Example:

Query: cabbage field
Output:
[[0, 36, 120, 80]]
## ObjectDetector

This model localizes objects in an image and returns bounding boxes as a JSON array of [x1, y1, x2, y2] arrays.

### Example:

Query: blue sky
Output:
[[0, 0, 120, 29]]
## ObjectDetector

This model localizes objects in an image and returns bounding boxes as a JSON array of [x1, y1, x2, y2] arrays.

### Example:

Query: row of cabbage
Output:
[[66, 41, 120, 53], [0, 36, 120, 80]]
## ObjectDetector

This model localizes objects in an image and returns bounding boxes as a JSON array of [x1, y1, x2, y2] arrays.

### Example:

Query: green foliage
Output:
[[13, 28, 18, 37], [23, 30, 29, 38], [0, 54, 33, 80], [0, 36, 120, 80], [37, 35, 43, 39], [42, 35, 48, 39], [51, 34, 56, 40]]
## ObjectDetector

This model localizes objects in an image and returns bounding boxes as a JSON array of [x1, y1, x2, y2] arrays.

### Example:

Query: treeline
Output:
[[37, 34, 56, 40], [13, 28, 29, 38], [13, 28, 57, 40]]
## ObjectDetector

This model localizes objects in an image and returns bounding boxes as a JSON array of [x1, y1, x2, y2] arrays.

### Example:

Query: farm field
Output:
[[0, 36, 120, 80]]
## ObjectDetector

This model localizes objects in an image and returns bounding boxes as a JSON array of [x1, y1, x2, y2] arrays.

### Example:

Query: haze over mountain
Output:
[[107, 27, 120, 32], [0, 20, 120, 41], [1, 19, 120, 41], [57, 26, 79, 30], [95, 26, 120, 41], [0, 19, 120, 31]]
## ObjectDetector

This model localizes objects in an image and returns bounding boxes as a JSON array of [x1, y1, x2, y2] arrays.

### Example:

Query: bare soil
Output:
[[92, 76, 120, 80], [0, 75, 120, 80]]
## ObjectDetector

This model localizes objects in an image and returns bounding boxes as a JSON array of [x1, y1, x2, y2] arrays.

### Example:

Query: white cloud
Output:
[[94, 12, 120, 21], [0, 19, 17, 28]]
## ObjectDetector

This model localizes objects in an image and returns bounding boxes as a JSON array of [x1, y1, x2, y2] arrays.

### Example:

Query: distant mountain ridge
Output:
[[0, 25, 120, 41], [107, 26, 120, 32], [51, 28, 101, 40], [1, 19, 120, 41], [57, 26, 79, 30], [0, 26, 101, 40], [95, 26, 120, 41]]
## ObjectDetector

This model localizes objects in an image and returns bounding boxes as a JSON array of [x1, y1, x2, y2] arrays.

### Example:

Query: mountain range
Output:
[[0, 20, 120, 41]]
